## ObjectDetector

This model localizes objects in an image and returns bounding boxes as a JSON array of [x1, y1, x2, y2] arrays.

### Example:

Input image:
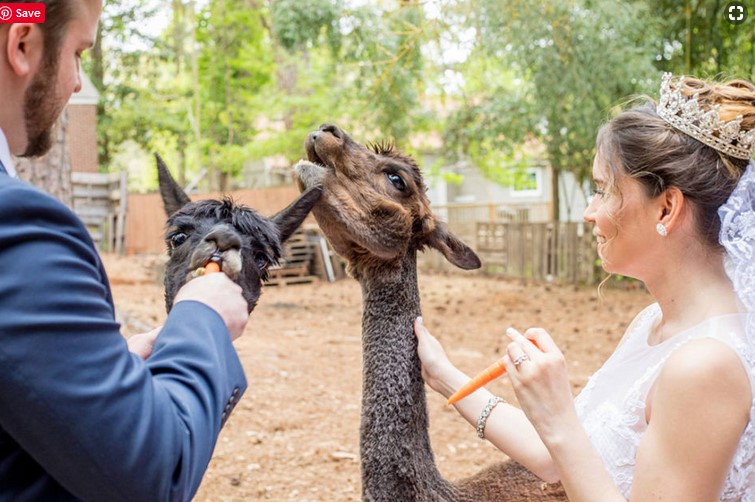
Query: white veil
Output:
[[717, 159, 755, 498], [719, 160, 755, 343]]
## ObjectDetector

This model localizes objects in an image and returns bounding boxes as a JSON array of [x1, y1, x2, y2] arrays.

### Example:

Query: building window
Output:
[[511, 168, 542, 197]]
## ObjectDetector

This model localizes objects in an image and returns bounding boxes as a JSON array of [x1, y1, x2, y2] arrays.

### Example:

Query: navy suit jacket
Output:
[[0, 173, 247, 501]]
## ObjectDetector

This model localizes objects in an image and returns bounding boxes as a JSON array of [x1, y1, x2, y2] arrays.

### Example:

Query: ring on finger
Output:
[[512, 354, 530, 367]]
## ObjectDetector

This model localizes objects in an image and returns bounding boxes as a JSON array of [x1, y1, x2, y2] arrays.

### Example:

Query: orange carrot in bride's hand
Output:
[[446, 359, 506, 405], [446, 338, 542, 405]]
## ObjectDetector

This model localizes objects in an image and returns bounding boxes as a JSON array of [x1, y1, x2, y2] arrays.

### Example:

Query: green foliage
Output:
[[196, 0, 273, 186], [438, 0, 659, 218], [91, 0, 754, 199], [82, 0, 160, 171], [244, 0, 435, 161], [270, 0, 343, 53], [650, 0, 755, 77], [337, 2, 427, 143], [237, 29, 348, 162]]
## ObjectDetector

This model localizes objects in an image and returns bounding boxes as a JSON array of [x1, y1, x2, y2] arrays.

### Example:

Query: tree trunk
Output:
[[551, 165, 560, 222], [173, 0, 188, 186], [190, 0, 201, 189], [13, 109, 73, 208], [684, 0, 692, 74]]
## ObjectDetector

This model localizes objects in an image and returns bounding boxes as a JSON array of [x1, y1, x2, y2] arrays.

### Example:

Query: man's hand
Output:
[[127, 326, 162, 360], [174, 272, 249, 341]]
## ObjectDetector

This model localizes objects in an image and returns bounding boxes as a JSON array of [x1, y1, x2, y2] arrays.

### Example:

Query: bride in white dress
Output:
[[415, 73, 755, 501]]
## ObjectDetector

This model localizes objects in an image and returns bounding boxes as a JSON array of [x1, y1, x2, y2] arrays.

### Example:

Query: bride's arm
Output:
[[415, 318, 558, 481], [509, 331, 749, 501], [629, 339, 749, 501]]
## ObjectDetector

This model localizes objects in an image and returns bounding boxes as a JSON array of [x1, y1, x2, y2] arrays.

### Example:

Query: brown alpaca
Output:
[[156, 154, 322, 312], [295, 125, 567, 501]]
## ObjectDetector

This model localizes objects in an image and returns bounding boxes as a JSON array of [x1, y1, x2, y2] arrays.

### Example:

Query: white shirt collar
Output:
[[0, 128, 18, 177]]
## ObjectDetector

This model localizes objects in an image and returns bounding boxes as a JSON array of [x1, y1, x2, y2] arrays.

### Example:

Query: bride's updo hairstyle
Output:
[[595, 76, 755, 249]]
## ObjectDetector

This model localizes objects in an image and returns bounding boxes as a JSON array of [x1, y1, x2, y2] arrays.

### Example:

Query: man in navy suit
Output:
[[0, 1, 250, 500]]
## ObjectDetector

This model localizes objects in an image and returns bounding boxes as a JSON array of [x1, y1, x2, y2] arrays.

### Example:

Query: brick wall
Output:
[[67, 104, 98, 173]]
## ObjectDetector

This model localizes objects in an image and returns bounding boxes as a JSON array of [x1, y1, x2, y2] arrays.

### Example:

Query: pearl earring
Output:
[[656, 222, 667, 237]]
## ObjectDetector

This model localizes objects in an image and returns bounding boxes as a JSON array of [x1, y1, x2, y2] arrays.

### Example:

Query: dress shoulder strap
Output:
[[616, 303, 660, 350]]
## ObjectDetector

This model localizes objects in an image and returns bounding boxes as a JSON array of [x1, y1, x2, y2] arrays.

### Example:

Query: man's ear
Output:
[[5, 24, 41, 78]]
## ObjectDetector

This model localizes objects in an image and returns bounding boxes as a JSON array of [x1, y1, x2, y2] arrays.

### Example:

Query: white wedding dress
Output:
[[574, 303, 755, 500]]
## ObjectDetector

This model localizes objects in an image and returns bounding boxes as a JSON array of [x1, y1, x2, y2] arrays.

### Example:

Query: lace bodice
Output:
[[575, 303, 755, 500]]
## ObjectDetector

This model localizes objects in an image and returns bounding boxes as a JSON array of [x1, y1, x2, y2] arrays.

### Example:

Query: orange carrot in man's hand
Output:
[[203, 261, 221, 274], [446, 338, 542, 405], [189, 260, 222, 280]]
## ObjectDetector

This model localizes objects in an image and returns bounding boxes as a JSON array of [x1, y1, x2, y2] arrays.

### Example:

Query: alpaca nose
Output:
[[204, 224, 242, 252], [319, 123, 342, 138], [309, 123, 343, 143]]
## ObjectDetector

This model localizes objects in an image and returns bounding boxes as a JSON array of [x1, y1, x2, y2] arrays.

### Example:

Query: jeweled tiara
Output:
[[657, 72, 755, 160]]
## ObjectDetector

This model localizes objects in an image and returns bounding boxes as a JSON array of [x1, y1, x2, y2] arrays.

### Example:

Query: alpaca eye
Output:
[[169, 232, 188, 249], [255, 253, 270, 270], [386, 172, 407, 191]]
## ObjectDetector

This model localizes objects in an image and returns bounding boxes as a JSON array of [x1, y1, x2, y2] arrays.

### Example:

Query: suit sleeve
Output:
[[0, 181, 247, 501]]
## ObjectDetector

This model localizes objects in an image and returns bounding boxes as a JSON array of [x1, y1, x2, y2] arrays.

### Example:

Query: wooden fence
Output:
[[416, 202, 600, 285], [474, 221, 598, 284], [430, 201, 551, 249], [119, 187, 597, 285], [72, 171, 127, 254]]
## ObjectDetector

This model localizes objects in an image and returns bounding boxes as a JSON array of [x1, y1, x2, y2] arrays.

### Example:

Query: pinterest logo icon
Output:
[[0, 3, 45, 23]]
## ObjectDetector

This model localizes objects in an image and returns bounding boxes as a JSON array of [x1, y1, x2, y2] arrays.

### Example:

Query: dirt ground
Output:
[[103, 253, 652, 501]]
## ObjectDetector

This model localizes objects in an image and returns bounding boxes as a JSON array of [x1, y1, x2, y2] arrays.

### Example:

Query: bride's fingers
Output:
[[505, 327, 541, 358], [501, 352, 520, 381], [524, 327, 559, 353], [506, 341, 534, 374], [507, 327, 559, 355], [414, 316, 430, 339]]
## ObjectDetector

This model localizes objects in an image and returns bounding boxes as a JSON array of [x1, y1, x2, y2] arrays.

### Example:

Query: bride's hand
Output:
[[414, 317, 456, 393], [504, 327, 577, 439]]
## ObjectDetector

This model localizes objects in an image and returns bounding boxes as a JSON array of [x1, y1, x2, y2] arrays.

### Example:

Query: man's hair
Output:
[[5, 0, 80, 61]]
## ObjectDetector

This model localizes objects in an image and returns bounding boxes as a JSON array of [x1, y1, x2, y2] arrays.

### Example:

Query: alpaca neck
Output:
[[358, 248, 455, 500]]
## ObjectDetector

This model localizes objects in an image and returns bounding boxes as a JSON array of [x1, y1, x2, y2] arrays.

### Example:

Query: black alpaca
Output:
[[156, 153, 322, 312]]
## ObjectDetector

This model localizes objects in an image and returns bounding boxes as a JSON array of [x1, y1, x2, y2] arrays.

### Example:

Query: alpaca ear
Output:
[[271, 185, 323, 242], [425, 221, 481, 270], [156, 153, 191, 216]]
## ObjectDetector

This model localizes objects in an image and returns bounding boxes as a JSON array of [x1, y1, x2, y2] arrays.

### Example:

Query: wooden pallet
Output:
[[72, 171, 128, 254], [266, 233, 318, 286]]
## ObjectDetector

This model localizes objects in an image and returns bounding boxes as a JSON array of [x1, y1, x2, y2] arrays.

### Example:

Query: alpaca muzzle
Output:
[[186, 224, 244, 282]]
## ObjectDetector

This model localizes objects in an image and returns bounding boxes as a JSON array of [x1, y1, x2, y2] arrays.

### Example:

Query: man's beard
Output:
[[20, 53, 65, 158]]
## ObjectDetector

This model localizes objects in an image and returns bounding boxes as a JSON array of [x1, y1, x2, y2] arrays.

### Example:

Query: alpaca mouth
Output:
[[294, 160, 330, 190], [305, 141, 335, 171], [188, 242, 242, 282]]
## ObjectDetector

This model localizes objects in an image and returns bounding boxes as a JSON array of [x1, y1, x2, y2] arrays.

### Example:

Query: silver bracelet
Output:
[[476, 396, 506, 439]]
